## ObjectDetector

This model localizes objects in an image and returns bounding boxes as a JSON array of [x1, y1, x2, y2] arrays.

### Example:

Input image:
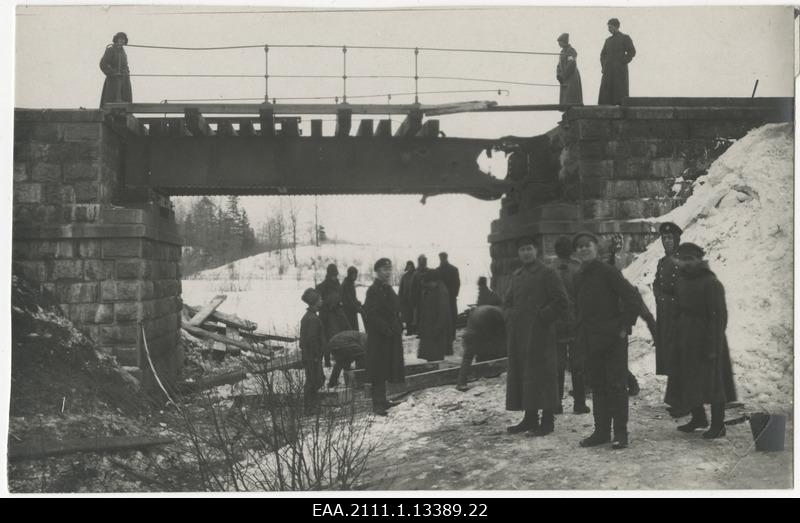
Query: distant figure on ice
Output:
[[398, 260, 416, 335], [653, 222, 682, 377], [664, 243, 737, 439], [299, 288, 325, 409], [341, 266, 362, 332], [100, 32, 132, 106], [410, 254, 431, 335], [551, 236, 590, 415], [363, 258, 405, 416], [437, 252, 461, 354], [476, 276, 502, 307], [573, 231, 640, 450], [417, 269, 452, 362], [316, 264, 351, 367], [556, 33, 583, 106], [598, 18, 636, 105], [504, 236, 569, 438], [456, 305, 507, 391], [325, 330, 367, 388]]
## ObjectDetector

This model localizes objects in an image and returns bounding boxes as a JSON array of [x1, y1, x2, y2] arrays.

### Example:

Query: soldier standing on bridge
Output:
[[556, 33, 583, 106], [598, 18, 636, 105], [99, 32, 132, 106]]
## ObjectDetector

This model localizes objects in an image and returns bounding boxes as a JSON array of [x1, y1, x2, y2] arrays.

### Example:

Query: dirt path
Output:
[[360, 375, 793, 491]]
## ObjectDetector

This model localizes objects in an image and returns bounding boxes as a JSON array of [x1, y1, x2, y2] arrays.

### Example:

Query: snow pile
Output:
[[625, 123, 794, 408]]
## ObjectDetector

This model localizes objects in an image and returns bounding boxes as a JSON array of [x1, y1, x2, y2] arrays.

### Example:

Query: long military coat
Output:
[[398, 269, 416, 327], [417, 281, 452, 361], [598, 31, 636, 105], [552, 256, 581, 343], [299, 309, 326, 391], [503, 261, 569, 411], [316, 277, 352, 340], [664, 264, 737, 409], [99, 44, 132, 105], [363, 279, 405, 385], [653, 255, 680, 375], [341, 275, 361, 331], [557, 45, 583, 105]]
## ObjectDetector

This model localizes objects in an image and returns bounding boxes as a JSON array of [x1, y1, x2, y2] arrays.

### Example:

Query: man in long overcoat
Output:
[[341, 266, 362, 332], [557, 33, 583, 106], [664, 243, 736, 439], [299, 288, 326, 408], [417, 269, 452, 362], [504, 236, 569, 437], [398, 261, 416, 334], [410, 255, 430, 335], [100, 32, 132, 106], [316, 264, 351, 367], [653, 222, 682, 376], [573, 232, 641, 450], [437, 252, 461, 354], [363, 258, 405, 416], [598, 18, 636, 105]]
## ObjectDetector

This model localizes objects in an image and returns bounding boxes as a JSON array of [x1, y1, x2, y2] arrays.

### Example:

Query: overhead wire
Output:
[[126, 43, 560, 56]]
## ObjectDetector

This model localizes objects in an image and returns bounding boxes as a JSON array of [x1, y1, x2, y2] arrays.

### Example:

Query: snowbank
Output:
[[625, 123, 794, 409]]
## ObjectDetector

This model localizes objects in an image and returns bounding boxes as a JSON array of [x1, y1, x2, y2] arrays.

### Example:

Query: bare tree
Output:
[[287, 197, 300, 268]]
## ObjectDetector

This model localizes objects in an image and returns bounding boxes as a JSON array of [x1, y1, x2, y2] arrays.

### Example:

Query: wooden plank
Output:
[[241, 331, 298, 343], [188, 295, 227, 326], [177, 370, 249, 394], [375, 119, 392, 137], [346, 361, 442, 389], [184, 303, 257, 331], [356, 119, 374, 137], [336, 109, 352, 137], [387, 357, 508, 397], [182, 322, 254, 352], [424, 100, 498, 116], [394, 109, 423, 137], [8, 435, 174, 461]]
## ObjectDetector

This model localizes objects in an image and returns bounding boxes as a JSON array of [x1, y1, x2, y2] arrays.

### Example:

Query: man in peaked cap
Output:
[[557, 32, 583, 106], [653, 222, 683, 382], [598, 18, 636, 105], [299, 288, 325, 408]]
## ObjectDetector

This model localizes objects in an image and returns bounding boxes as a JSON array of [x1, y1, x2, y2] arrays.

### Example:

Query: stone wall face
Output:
[[488, 101, 792, 295], [13, 110, 183, 388]]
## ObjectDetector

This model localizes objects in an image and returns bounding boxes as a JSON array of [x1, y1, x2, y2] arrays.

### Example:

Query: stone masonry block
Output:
[[605, 180, 640, 199], [614, 158, 651, 179], [14, 162, 28, 182], [100, 280, 154, 302], [34, 161, 63, 185], [116, 259, 153, 280], [99, 324, 139, 345], [68, 303, 114, 324], [688, 120, 759, 140], [617, 200, 647, 219], [580, 179, 606, 199], [576, 141, 607, 160], [15, 260, 49, 282], [42, 142, 103, 163], [624, 107, 675, 119], [78, 239, 101, 258], [51, 259, 84, 281], [72, 204, 101, 223], [55, 282, 98, 303], [83, 259, 114, 281], [115, 302, 142, 323], [73, 181, 99, 202], [582, 199, 618, 219], [115, 346, 141, 367], [14, 184, 43, 204], [63, 123, 102, 142], [32, 123, 64, 143], [578, 160, 615, 179], [615, 120, 690, 139], [578, 120, 613, 140], [55, 240, 76, 259], [102, 238, 143, 258], [639, 180, 671, 198], [34, 205, 61, 224], [154, 279, 180, 299], [63, 161, 101, 182], [650, 159, 687, 179]]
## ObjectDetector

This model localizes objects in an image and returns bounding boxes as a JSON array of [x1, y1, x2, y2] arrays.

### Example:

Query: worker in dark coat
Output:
[[653, 222, 682, 376], [437, 252, 461, 354], [363, 258, 405, 416], [410, 254, 431, 336], [398, 261, 416, 335], [100, 32, 132, 106], [299, 288, 326, 408], [551, 236, 590, 415], [504, 236, 569, 437], [476, 276, 502, 307], [557, 33, 583, 106], [341, 266, 362, 332], [664, 243, 737, 439], [456, 305, 507, 391], [325, 330, 367, 388], [417, 269, 452, 362], [316, 264, 351, 367], [573, 231, 641, 450], [598, 18, 636, 105]]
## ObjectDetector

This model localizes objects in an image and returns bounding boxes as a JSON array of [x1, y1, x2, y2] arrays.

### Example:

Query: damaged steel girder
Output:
[[122, 136, 509, 199]]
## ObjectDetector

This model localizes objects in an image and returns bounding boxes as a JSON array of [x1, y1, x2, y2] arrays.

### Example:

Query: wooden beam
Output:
[[311, 119, 323, 137], [394, 109, 423, 137], [107, 102, 449, 116], [336, 109, 352, 137], [177, 370, 249, 394], [216, 120, 237, 136], [188, 295, 227, 326], [346, 361, 443, 389], [241, 331, 298, 343], [424, 100, 498, 116], [239, 119, 255, 137], [8, 435, 174, 461], [375, 119, 392, 137], [259, 109, 275, 137], [279, 117, 300, 137], [417, 120, 440, 138], [387, 357, 508, 397], [185, 108, 211, 136], [356, 119, 374, 137], [182, 305, 257, 331], [182, 322, 254, 352]]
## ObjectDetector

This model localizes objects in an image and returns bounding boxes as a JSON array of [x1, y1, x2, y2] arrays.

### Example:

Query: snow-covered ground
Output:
[[183, 242, 491, 337]]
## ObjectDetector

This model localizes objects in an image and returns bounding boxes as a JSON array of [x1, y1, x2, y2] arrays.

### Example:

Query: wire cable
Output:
[[161, 89, 511, 103], [127, 43, 560, 56]]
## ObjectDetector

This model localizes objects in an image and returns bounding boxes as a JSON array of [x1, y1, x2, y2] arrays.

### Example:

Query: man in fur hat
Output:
[[100, 32, 132, 105]]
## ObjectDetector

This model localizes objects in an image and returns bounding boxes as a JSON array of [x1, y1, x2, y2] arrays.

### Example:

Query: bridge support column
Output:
[[13, 110, 183, 390]]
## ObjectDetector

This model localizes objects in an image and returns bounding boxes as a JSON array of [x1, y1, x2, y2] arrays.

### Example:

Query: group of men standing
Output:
[[500, 225, 736, 449], [557, 17, 636, 106]]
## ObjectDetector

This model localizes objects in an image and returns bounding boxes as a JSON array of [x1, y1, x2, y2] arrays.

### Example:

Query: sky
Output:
[[6, 2, 798, 247]]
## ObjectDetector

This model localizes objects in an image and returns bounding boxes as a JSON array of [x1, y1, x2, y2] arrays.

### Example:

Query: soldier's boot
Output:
[[572, 373, 590, 414], [580, 395, 611, 447], [529, 410, 555, 437], [611, 392, 630, 450], [703, 403, 727, 439], [507, 410, 539, 434], [678, 406, 709, 432]]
